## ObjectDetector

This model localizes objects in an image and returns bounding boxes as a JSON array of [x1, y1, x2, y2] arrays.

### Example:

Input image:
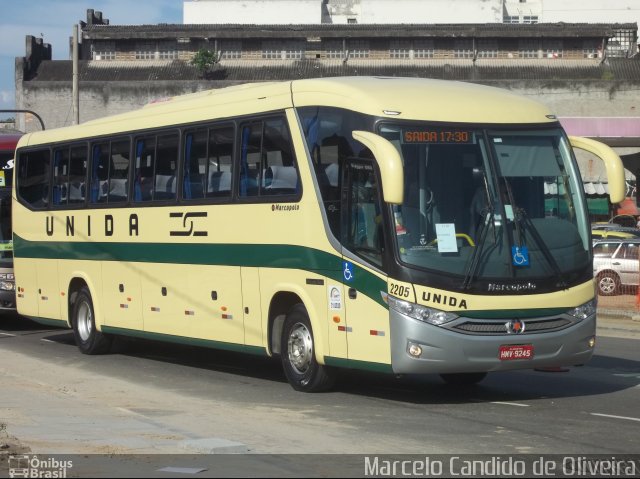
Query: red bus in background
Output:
[[0, 132, 21, 311]]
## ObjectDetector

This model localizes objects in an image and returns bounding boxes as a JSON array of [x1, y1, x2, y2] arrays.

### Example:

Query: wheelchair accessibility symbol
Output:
[[512, 245, 530, 267], [343, 261, 354, 282]]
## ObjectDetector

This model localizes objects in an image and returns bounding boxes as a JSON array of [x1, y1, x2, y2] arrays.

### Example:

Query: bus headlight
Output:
[[388, 295, 458, 326], [0, 281, 15, 291], [567, 299, 597, 321]]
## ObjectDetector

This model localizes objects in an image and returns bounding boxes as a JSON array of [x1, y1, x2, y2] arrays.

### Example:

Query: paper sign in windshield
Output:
[[435, 223, 458, 253]]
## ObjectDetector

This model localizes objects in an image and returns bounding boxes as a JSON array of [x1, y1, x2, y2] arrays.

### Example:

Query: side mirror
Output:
[[569, 136, 625, 204], [352, 130, 404, 204]]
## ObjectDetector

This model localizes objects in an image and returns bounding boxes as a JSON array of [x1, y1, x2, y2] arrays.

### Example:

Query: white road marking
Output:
[[40, 339, 55, 343], [491, 401, 530, 407], [590, 413, 640, 423], [0, 332, 16, 337]]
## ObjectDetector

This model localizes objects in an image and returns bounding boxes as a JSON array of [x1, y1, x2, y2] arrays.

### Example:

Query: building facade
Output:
[[13, 8, 640, 216], [185, 0, 640, 30]]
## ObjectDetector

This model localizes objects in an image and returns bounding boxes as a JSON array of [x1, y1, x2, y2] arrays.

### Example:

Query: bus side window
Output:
[[239, 123, 261, 197], [134, 136, 155, 202], [90, 142, 109, 204], [183, 130, 208, 200], [262, 118, 299, 196], [17, 149, 51, 209], [108, 139, 130, 204], [153, 133, 178, 201], [52, 147, 70, 206], [207, 126, 234, 198], [68, 145, 88, 205]]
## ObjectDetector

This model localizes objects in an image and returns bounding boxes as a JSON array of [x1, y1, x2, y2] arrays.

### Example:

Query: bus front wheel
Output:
[[71, 286, 112, 355], [281, 304, 335, 392]]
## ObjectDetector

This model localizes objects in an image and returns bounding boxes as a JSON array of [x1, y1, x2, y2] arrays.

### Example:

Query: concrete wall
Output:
[[360, 0, 502, 24], [16, 77, 640, 133], [183, 0, 321, 24], [184, 0, 640, 26], [542, 0, 640, 26]]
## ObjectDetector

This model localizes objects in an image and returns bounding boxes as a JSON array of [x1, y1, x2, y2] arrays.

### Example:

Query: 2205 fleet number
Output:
[[389, 283, 411, 298]]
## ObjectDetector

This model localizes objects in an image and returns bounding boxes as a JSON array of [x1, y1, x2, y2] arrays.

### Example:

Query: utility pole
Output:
[[72, 23, 79, 125]]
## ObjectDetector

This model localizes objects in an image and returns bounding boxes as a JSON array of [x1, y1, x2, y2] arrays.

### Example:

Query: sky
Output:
[[0, 0, 183, 120]]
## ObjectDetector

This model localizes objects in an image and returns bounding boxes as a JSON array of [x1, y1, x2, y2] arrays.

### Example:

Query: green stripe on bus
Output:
[[14, 234, 388, 307], [324, 356, 393, 374], [25, 316, 69, 328], [101, 326, 269, 356]]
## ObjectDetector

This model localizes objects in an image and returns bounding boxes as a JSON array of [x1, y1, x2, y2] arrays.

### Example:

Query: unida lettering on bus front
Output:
[[420, 290, 468, 310]]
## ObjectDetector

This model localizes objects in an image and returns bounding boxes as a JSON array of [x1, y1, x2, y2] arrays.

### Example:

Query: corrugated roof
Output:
[[28, 57, 640, 83], [82, 22, 633, 40]]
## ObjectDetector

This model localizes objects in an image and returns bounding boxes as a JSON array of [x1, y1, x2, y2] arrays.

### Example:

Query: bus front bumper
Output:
[[389, 310, 596, 375]]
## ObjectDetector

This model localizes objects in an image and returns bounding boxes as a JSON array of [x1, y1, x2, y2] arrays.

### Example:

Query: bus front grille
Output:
[[453, 318, 572, 335]]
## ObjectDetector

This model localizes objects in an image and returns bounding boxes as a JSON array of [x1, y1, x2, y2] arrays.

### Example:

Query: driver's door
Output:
[[342, 159, 391, 365]]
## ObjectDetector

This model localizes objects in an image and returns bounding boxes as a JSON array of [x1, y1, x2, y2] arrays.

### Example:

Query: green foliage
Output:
[[191, 48, 219, 75]]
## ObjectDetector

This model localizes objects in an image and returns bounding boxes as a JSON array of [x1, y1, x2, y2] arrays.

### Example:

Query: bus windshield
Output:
[[379, 123, 590, 283]]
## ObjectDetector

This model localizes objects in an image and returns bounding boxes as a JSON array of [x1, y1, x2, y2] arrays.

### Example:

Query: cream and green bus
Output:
[[13, 77, 624, 391]]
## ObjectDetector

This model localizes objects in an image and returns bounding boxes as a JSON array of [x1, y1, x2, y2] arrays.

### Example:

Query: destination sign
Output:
[[403, 129, 474, 144]]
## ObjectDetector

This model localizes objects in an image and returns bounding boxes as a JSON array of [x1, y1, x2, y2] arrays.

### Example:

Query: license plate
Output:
[[499, 344, 533, 361]]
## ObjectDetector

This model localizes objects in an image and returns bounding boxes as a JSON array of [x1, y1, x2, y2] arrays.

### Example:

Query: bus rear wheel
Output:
[[72, 286, 112, 355], [440, 372, 487, 386], [281, 304, 335, 392]]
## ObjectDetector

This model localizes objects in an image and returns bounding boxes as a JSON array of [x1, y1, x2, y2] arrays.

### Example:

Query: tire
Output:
[[596, 272, 619, 296], [71, 286, 112, 354], [281, 304, 335, 392], [440, 372, 487, 386]]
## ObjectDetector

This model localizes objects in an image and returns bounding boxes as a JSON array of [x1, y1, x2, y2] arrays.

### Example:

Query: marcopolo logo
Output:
[[8, 455, 73, 478]]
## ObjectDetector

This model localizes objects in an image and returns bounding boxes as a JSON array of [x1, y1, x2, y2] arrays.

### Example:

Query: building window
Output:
[[504, 15, 520, 24], [544, 40, 563, 59], [219, 40, 242, 60], [347, 18, 357, 24], [523, 15, 538, 24], [324, 40, 343, 59], [93, 41, 116, 60], [349, 40, 369, 58], [389, 40, 410, 59], [518, 39, 538, 58], [135, 42, 156, 60], [262, 41, 282, 59], [158, 41, 179, 60], [583, 40, 601, 59], [477, 40, 498, 59], [284, 41, 305, 60], [454, 39, 473, 59], [607, 29, 636, 58], [414, 39, 434, 59]]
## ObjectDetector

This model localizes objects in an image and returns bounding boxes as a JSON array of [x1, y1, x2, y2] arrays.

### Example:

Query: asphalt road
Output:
[[1, 313, 639, 477]]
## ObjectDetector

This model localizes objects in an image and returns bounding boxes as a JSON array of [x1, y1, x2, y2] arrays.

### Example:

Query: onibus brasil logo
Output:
[[8, 455, 73, 478]]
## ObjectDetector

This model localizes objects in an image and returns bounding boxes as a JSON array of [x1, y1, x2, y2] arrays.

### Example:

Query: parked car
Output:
[[593, 238, 640, 295]]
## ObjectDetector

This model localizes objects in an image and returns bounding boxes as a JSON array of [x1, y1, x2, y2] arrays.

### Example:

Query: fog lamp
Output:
[[588, 336, 596, 348], [408, 343, 422, 358]]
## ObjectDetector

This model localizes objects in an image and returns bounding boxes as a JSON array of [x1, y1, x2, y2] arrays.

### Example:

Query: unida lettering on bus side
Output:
[[46, 214, 139, 237], [421, 291, 468, 310]]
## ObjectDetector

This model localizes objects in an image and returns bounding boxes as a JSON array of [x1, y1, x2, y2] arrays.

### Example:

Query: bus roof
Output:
[[18, 77, 555, 148]]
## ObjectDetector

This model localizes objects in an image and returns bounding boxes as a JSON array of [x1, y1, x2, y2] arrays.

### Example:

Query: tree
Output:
[[191, 48, 220, 76]]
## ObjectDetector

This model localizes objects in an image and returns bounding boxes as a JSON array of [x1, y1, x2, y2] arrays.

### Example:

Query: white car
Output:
[[593, 239, 640, 295]]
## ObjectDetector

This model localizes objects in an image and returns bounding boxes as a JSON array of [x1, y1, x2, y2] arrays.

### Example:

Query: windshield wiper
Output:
[[462, 172, 497, 290], [515, 208, 568, 289]]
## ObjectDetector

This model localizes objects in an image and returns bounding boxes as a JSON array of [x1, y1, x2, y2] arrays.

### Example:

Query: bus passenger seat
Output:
[[154, 175, 177, 199], [264, 166, 297, 193], [208, 171, 232, 195]]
